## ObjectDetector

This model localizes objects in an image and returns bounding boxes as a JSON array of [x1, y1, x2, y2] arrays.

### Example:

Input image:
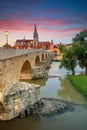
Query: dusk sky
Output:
[[0, 0, 87, 46]]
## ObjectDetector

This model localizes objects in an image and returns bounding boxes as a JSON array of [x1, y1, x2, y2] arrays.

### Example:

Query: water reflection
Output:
[[22, 62, 87, 104], [20, 78, 47, 86], [40, 62, 87, 105], [40, 77, 61, 98]]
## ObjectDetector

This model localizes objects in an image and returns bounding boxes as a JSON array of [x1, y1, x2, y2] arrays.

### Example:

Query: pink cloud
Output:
[[0, 14, 86, 46], [0, 13, 86, 32], [0, 19, 34, 31], [0, 17, 84, 37], [40, 19, 64, 26], [38, 27, 84, 42]]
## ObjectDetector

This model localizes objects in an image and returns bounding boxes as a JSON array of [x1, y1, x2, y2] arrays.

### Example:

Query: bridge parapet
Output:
[[0, 48, 47, 61]]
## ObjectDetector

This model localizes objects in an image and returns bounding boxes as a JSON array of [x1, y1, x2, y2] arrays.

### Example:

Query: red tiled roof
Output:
[[16, 39, 33, 42], [39, 41, 50, 44], [54, 45, 57, 48]]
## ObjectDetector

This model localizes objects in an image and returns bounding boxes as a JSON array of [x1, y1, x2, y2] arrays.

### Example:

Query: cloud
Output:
[[0, 14, 86, 33]]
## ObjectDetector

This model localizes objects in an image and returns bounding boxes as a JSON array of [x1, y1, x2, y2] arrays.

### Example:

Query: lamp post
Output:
[[5, 31, 8, 45]]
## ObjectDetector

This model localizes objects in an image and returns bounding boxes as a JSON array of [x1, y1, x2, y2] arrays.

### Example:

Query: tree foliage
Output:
[[72, 30, 87, 74], [72, 29, 87, 45], [58, 44, 66, 53], [59, 29, 87, 75], [60, 47, 77, 75]]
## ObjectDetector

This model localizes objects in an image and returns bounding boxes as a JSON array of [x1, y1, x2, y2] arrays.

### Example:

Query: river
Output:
[[0, 62, 87, 130]]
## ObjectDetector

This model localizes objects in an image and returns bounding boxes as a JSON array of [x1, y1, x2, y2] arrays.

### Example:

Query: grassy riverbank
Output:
[[68, 75, 87, 97]]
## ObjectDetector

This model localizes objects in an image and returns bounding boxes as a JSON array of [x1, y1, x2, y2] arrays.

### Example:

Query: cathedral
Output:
[[15, 25, 39, 49], [14, 25, 57, 52]]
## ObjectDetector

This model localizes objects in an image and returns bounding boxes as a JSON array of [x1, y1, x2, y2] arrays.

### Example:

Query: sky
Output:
[[0, 0, 87, 46]]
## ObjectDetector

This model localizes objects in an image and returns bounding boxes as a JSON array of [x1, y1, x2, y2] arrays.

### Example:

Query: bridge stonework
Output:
[[0, 49, 51, 92]]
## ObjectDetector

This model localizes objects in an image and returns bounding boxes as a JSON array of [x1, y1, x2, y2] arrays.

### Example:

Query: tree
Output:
[[72, 30, 87, 74], [72, 29, 87, 44], [58, 43, 66, 53], [60, 47, 77, 75]]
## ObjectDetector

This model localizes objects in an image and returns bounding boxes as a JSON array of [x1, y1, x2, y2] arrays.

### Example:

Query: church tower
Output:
[[33, 25, 39, 46]]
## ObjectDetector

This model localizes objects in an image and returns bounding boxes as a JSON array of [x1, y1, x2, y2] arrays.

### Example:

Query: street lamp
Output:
[[5, 31, 8, 45]]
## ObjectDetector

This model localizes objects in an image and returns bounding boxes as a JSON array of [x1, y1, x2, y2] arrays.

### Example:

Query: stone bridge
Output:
[[0, 48, 51, 92]]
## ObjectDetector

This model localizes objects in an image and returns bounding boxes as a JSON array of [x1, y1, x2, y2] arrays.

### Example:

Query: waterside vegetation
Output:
[[59, 29, 87, 75], [51, 59, 61, 62], [58, 29, 87, 97]]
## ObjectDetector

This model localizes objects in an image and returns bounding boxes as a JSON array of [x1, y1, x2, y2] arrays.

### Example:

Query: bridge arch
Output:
[[45, 53, 48, 58], [42, 53, 44, 61], [35, 56, 40, 66], [0, 92, 5, 110], [20, 60, 32, 79]]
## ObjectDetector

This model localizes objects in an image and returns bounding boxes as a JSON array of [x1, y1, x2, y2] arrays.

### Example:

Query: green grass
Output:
[[68, 75, 87, 97]]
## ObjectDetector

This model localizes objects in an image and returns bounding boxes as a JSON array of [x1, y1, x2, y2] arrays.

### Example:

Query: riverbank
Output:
[[68, 75, 87, 97]]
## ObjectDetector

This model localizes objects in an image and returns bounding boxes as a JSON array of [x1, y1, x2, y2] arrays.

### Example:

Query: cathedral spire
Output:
[[33, 24, 39, 46], [34, 25, 37, 33]]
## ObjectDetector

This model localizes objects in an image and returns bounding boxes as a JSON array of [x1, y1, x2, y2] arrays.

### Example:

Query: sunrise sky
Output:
[[0, 0, 87, 46]]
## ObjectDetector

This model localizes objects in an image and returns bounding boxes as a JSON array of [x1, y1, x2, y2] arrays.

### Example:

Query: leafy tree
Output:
[[58, 43, 66, 53], [72, 29, 87, 44], [59, 30, 87, 75], [72, 30, 87, 74], [60, 47, 77, 75]]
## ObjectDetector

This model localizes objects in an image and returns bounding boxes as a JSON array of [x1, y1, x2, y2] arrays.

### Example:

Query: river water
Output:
[[0, 62, 87, 130]]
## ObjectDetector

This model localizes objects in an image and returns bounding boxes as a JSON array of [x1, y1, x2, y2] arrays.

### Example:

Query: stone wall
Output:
[[0, 81, 40, 120]]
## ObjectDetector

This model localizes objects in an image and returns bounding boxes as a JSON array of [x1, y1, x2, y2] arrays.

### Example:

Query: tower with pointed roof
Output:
[[33, 25, 39, 46]]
